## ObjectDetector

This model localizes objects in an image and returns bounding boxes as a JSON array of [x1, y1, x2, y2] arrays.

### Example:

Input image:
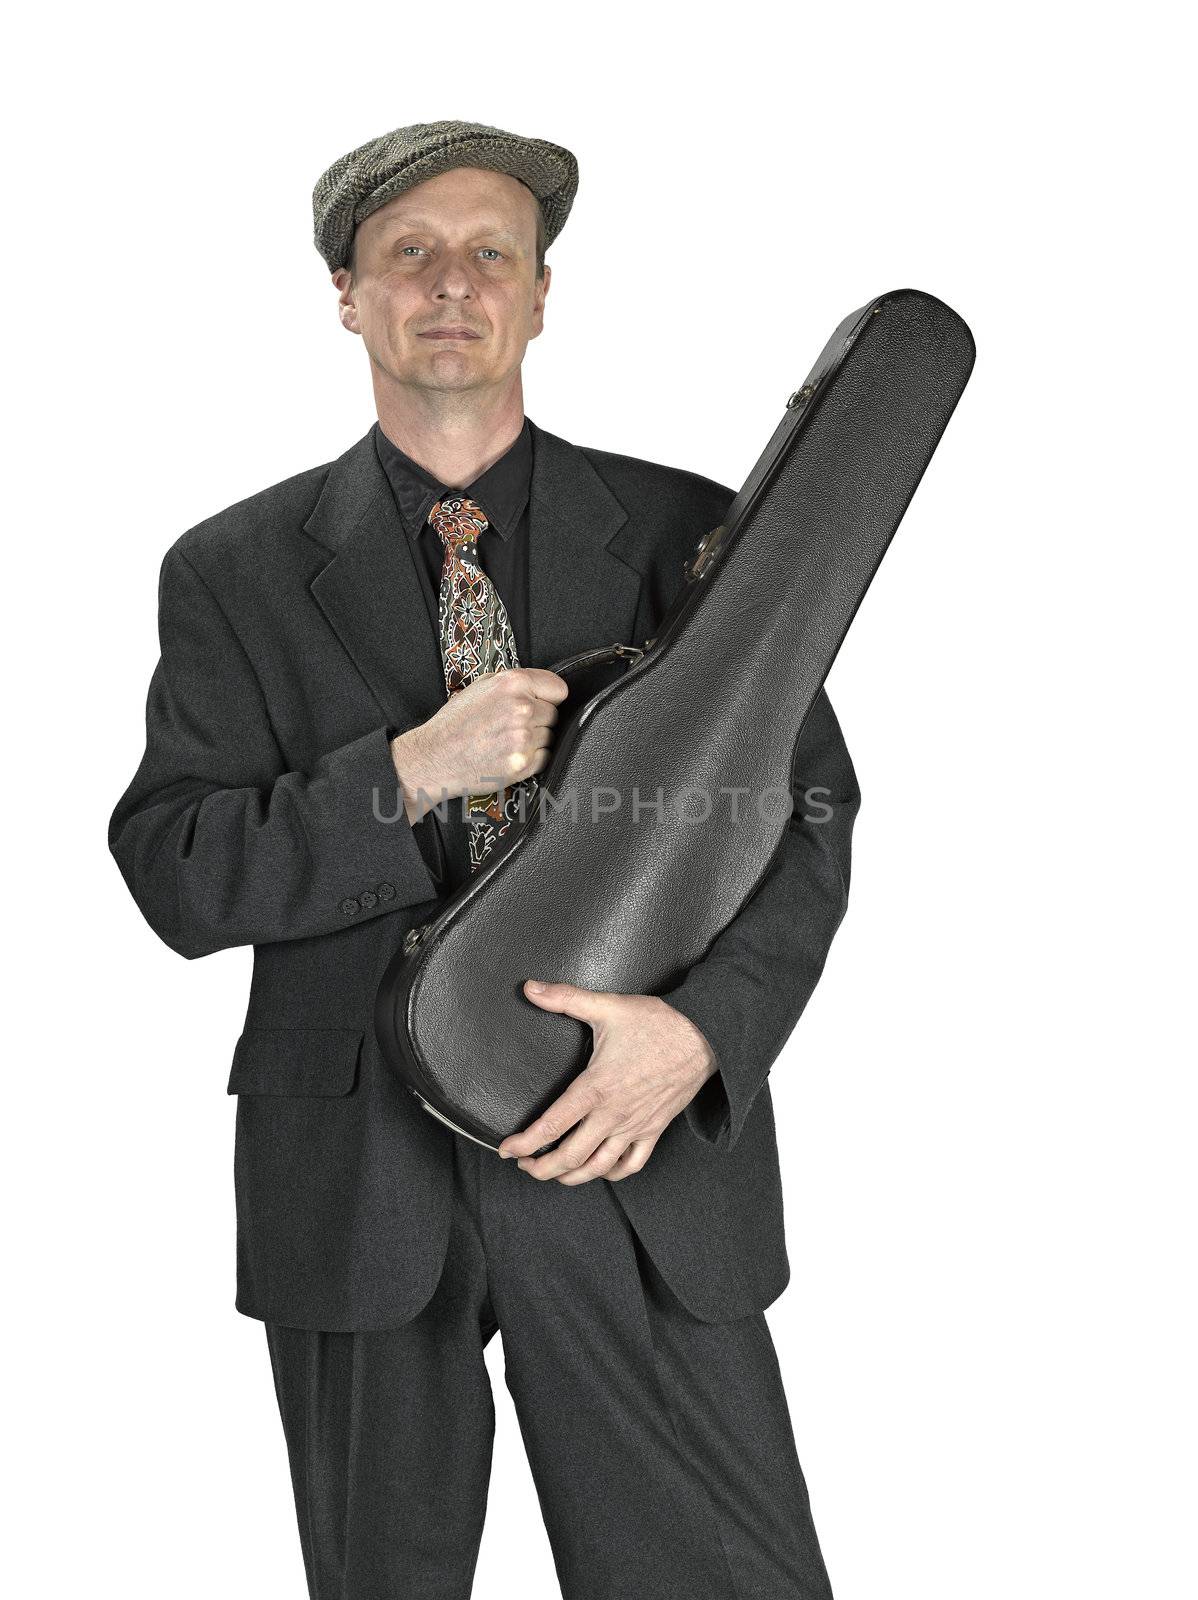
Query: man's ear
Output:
[[530, 263, 551, 338], [332, 268, 361, 336]]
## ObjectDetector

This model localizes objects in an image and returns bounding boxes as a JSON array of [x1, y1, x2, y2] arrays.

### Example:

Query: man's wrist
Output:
[[390, 730, 460, 829], [662, 1000, 718, 1083], [388, 728, 430, 824]]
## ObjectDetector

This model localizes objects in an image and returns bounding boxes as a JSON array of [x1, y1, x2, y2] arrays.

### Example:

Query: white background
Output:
[[6, 3, 1194, 1596]]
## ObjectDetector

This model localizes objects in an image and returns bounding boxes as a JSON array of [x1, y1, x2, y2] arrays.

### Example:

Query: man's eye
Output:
[[396, 245, 501, 261]]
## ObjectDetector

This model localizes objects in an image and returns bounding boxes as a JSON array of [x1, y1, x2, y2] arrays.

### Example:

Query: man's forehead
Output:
[[369, 168, 535, 231], [375, 207, 523, 238]]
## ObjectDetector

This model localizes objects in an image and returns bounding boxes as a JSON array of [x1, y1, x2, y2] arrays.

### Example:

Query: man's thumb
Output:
[[522, 979, 603, 1020]]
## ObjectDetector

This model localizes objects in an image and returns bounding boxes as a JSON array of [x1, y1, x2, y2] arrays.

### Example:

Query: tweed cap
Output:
[[312, 119, 579, 273]]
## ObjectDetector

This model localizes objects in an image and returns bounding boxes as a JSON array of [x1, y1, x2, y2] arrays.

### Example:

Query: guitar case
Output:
[[374, 287, 976, 1151]]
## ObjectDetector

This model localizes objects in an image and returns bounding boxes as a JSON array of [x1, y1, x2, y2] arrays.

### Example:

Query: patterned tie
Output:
[[428, 492, 540, 873]]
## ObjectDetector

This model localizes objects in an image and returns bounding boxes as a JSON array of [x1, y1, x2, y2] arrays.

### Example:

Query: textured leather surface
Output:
[[376, 288, 975, 1147]]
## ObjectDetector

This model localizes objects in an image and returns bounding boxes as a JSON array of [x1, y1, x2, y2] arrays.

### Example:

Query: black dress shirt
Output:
[[374, 418, 534, 889]]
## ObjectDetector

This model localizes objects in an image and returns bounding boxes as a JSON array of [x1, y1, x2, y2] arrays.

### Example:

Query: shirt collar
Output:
[[373, 417, 532, 543]]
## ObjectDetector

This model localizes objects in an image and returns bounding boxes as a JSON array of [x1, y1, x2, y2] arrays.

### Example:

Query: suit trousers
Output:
[[262, 1128, 835, 1600]]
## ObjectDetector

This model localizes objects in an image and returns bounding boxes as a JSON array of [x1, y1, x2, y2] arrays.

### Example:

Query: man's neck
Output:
[[373, 379, 526, 488]]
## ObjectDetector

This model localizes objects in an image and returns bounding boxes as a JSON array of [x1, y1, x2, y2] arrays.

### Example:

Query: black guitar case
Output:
[[374, 287, 976, 1151]]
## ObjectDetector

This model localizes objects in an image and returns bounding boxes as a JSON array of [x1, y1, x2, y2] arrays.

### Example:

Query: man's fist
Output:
[[391, 667, 568, 823]]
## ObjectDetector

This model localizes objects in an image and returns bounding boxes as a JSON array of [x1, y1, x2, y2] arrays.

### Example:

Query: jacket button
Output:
[[359, 890, 378, 910], [339, 896, 360, 916], [377, 882, 396, 901]]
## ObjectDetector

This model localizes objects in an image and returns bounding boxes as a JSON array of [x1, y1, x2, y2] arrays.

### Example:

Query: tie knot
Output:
[[429, 493, 489, 549]]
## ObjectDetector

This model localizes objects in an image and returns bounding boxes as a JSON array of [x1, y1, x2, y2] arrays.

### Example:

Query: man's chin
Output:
[[412, 362, 493, 394], [373, 351, 497, 396]]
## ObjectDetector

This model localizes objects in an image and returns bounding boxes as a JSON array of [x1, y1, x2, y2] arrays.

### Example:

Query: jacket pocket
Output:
[[226, 1027, 363, 1096]]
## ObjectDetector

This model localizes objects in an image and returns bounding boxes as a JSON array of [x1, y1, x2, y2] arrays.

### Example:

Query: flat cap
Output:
[[312, 119, 579, 273]]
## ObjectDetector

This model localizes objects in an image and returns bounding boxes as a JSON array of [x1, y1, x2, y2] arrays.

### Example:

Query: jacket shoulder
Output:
[[166, 458, 334, 574], [573, 439, 737, 577], [578, 440, 737, 516]]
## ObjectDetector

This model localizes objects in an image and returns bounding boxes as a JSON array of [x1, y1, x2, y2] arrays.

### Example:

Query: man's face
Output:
[[333, 166, 549, 397]]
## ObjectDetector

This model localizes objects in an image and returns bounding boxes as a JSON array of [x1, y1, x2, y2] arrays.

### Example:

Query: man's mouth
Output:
[[418, 328, 481, 340]]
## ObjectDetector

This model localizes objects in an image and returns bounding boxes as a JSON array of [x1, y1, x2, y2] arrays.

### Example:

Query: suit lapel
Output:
[[304, 418, 644, 732], [525, 418, 642, 665], [305, 429, 447, 732]]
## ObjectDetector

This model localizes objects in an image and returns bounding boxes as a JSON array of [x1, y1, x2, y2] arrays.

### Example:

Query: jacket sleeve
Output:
[[660, 685, 861, 1153], [108, 544, 445, 959]]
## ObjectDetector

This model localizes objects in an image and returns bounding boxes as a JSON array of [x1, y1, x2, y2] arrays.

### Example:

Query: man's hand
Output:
[[390, 667, 567, 824], [497, 981, 719, 1184]]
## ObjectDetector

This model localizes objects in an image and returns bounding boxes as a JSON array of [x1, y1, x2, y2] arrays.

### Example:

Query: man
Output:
[[109, 119, 860, 1599]]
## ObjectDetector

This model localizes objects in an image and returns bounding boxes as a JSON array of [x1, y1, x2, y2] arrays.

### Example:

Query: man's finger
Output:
[[497, 1078, 603, 1160], [522, 979, 611, 1028], [556, 1135, 636, 1186], [516, 667, 570, 703], [603, 1137, 657, 1180], [514, 1112, 613, 1180]]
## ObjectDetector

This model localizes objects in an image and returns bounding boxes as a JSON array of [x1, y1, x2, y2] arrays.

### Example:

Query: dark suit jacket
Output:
[[108, 417, 861, 1330]]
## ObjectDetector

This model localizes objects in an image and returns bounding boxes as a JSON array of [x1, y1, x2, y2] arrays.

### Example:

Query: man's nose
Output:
[[432, 259, 477, 294]]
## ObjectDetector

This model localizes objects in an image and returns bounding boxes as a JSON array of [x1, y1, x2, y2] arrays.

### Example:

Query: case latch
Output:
[[685, 523, 727, 582]]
